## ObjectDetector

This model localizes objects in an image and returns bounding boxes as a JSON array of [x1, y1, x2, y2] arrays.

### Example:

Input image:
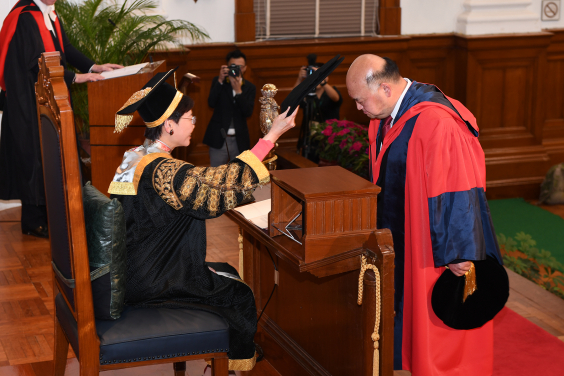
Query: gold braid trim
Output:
[[241, 166, 254, 190], [108, 153, 172, 195], [208, 188, 221, 216], [358, 255, 381, 376], [134, 153, 172, 192], [108, 181, 135, 195], [224, 190, 236, 211], [193, 184, 210, 210], [153, 159, 188, 210], [145, 91, 183, 128], [236, 150, 270, 185], [115, 87, 152, 133], [205, 353, 257, 371]]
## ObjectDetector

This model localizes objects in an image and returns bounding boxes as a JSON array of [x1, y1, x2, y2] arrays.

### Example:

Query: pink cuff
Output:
[[250, 138, 274, 161]]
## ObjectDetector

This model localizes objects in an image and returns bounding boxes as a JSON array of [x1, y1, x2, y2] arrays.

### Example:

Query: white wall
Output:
[[402, 0, 563, 35], [402, 0, 465, 35], [161, 0, 234, 43]]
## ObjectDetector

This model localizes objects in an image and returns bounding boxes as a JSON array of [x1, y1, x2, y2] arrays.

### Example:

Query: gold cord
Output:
[[238, 227, 244, 281], [358, 255, 381, 376]]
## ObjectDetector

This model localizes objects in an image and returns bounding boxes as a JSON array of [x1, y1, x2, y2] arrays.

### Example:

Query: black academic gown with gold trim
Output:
[[110, 146, 269, 370]]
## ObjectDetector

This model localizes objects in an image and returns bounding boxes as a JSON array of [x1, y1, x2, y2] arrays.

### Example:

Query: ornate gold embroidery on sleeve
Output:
[[179, 176, 198, 201], [225, 164, 241, 189], [236, 150, 270, 184], [211, 165, 228, 185], [193, 184, 210, 210], [208, 188, 221, 216], [153, 159, 188, 210], [241, 166, 254, 190], [224, 190, 236, 211], [203, 167, 216, 182]]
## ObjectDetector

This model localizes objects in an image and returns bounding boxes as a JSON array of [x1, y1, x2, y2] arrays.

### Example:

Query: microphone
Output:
[[220, 128, 232, 161]]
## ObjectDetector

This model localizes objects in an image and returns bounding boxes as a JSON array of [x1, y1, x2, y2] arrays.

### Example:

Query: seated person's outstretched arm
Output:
[[152, 108, 298, 220]]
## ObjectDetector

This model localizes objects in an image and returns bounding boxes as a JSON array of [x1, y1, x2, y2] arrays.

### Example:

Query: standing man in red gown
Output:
[[346, 54, 503, 375]]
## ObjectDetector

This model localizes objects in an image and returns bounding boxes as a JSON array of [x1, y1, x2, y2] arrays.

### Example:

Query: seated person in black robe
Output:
[[108, 69, 297, 371]]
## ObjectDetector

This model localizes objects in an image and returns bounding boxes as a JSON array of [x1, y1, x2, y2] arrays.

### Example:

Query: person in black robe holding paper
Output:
[[0, 0, 122, 238], [108, 69, 297, 370]]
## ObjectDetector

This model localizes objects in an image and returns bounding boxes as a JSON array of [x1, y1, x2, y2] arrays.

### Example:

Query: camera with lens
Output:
[[227, 64, 241, 77], [306, 66, 316, 76]]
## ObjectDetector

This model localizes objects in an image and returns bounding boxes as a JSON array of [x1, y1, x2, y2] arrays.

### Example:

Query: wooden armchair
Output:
[[35, 52, 230, 376]]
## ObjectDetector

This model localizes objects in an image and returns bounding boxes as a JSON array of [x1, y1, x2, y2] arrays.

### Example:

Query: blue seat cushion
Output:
[[55, 294, 230, 365]]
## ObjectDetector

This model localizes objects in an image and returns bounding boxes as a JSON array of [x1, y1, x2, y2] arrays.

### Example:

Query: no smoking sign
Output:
[[542, 0, 561, 21]]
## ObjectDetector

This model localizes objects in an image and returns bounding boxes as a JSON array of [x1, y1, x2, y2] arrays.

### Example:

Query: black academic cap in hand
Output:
[[280, 54, 345, 115], [431, 256, 509, 330]]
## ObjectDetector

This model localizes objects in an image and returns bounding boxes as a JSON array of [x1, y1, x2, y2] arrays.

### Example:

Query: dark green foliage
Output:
[[57, 0, 209, 134]]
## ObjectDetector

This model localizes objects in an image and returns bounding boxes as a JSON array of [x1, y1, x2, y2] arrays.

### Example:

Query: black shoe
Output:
[[22, 225, 49, 238], [255, 342, 264, 363]]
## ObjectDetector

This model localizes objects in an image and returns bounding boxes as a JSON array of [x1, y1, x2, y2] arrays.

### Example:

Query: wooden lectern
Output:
[[87, 61, 166, 191], [226, 166, 395, 376]]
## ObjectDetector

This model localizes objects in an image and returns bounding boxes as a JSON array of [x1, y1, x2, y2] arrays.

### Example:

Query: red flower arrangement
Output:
[[311, 119, 370, 179]]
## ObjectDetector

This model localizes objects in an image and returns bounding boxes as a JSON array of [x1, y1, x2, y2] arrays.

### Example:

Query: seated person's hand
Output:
[[263, 107, 299, 144], [218, 65, 229, 83], [91, 63, 124, 73], [74, 73, 105, 83], [447, 261, 472, 277]]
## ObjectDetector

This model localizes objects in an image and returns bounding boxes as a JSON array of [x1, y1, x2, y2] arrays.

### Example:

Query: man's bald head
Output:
[[346, 54, 405, 120]]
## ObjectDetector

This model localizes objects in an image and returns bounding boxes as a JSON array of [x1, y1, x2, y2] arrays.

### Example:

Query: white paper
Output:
[[234, 199, 271, 229], [100, 63, 148, 79]]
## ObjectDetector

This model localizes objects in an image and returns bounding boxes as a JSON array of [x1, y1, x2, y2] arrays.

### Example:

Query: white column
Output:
[[457, 0, 541, 35]]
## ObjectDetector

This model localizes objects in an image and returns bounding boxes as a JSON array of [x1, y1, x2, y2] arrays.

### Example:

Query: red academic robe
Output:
[[370, 82, 501, 375]]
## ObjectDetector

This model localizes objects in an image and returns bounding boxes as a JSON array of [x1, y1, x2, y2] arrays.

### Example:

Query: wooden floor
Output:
[[0, 204, 563, 376]]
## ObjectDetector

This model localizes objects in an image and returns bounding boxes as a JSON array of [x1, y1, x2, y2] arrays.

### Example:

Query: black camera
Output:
[[306, 65, 316, 76], [227, 64, 241, 77]]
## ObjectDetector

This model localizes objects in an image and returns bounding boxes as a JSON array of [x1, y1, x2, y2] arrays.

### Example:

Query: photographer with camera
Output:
[[293, 54, 343, 161], [204, 50, 256, 166]]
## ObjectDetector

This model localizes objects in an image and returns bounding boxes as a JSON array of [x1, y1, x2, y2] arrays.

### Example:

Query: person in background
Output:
[[0, 0, 122, 238], [204, 49, 256, 167], [293, 57, 342, 161]]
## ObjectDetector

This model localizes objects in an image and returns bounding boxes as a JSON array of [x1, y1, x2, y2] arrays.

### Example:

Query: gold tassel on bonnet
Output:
[[114, 67, 182, 133]]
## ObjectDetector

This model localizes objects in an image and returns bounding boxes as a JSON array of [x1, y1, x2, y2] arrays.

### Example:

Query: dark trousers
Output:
[[21, 204, 47, 230]]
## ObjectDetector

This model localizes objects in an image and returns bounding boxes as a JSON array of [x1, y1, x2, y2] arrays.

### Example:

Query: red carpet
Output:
[[494, 307, 564, 375]]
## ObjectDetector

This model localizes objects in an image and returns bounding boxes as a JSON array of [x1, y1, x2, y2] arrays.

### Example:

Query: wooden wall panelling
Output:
[[235, 0, 256, 42], [455, 33, 553, 198], [455, 33, 552, 148], [379, 0, 401, 36], [405, 35, 456, 96], [543, 29, 564, 164]]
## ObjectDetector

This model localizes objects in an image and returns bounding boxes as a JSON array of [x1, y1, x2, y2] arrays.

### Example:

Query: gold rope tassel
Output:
[[238, 227, 244, 281], [358, 255, 381, 376], [463, 262, 477, 302]]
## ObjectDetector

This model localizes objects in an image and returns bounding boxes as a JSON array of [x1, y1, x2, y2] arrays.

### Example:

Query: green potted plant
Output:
[[57, 0, 209, 141]]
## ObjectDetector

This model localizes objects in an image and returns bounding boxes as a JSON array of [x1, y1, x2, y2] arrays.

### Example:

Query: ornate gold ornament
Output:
[[259, 84, 279, 170]]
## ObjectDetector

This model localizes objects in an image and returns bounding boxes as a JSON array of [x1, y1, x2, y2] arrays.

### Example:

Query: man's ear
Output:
[[382, 83, 392, 97]]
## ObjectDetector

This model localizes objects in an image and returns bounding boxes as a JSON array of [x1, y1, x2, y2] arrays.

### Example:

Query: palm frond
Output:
[[56, 0, 209, 133]]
